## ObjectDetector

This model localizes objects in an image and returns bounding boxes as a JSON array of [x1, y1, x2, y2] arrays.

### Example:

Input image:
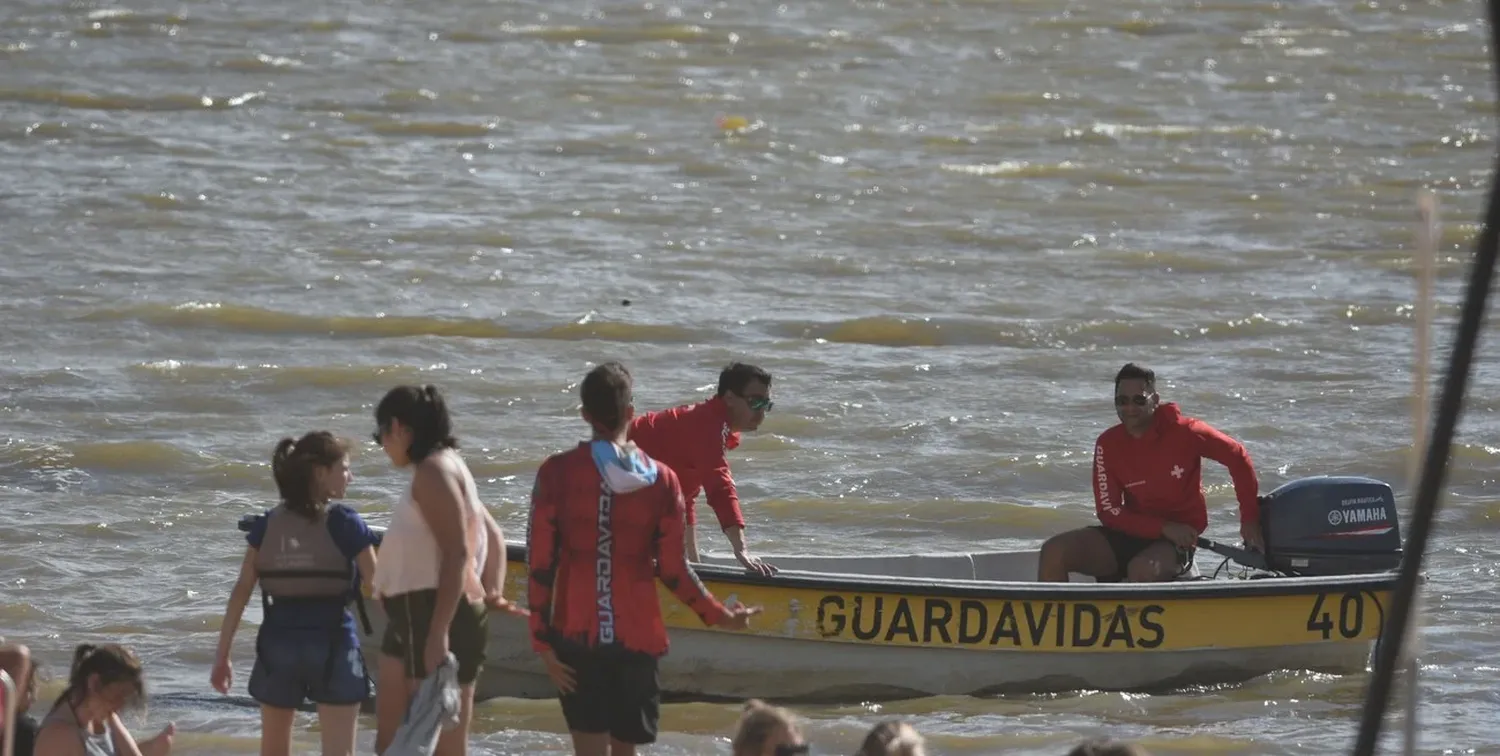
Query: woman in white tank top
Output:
[[370, 385, 518, 756]]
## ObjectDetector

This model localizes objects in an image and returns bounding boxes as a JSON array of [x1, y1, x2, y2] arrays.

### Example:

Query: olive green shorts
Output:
[[380, 589, 488, 685]]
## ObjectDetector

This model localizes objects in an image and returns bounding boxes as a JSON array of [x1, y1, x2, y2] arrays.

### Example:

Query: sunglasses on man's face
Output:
[[774, 745, 810, 756], [371, 425, 388, 444], [1115, 393, 1153, 407], [736, 393, 774, 413]]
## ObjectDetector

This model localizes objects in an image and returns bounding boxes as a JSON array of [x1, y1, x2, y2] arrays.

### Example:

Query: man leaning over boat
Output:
[[627, 362, 778, 576], [1037, 362, 1265, 583]]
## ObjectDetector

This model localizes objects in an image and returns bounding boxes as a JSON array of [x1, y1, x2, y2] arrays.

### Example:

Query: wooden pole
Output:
[[1401, 190, 1439, 756]]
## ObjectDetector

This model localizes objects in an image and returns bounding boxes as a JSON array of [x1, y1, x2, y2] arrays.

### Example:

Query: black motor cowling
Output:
[[1259, 475, 1403, 576]]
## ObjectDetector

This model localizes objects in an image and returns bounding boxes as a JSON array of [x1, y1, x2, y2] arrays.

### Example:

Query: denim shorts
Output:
[[248, 632, 371, 709]]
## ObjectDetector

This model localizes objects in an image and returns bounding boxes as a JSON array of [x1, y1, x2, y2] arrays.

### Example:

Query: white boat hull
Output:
[[358, 546, 1390, 703]]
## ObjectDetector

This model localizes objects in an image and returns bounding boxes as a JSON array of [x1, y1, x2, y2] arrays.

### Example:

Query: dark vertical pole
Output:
[[1349, 4, 1500, 750]]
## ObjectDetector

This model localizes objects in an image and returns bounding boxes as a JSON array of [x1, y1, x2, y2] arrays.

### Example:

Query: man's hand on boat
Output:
[[1161, 522, 1198, 549], [1240, 520, 1265, 553], [717, 603, 764, 630], [724, 526, 778, 576], [735, 550, 778, 576], [539, 649, 578, 694]]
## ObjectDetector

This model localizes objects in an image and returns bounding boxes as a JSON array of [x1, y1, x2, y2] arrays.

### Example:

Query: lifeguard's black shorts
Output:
[[1090, 525, 1192, 581], [553, 641, 661, 745]]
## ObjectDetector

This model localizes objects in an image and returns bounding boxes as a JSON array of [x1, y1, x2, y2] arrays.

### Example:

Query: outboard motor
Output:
[[1257, 475, 1403, 576]]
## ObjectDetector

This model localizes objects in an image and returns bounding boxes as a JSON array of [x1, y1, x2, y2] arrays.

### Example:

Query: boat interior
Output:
[[694, 548, 1214, 584]]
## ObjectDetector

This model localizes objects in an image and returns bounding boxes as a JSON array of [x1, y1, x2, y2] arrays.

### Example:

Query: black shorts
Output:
[[380, 589, 489, 685], [553, 642, 661, 745], [1090, 525, 1192, 581]]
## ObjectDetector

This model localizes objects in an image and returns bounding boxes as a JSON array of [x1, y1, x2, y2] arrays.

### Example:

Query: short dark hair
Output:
[[1067, 738, 1152, 756], [582, 362, 633, 433], [716, 362, 772, 397], [1113, 363, 1155, 393], [375, 385, 459, 462]]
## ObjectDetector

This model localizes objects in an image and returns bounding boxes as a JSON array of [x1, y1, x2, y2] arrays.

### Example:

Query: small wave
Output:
[[68, 441, 201, 473], [87, 302, 512, 340], [219, 53, 303, 72], [85, 8, 186, 23], [1339, 302, 1461, 328], [1095, 247, 1262, 273], [0, 121, 81, 141], [365, 119, 499, 138], [1063, 122, 1284, 143], [90, 302, 711, 345], [384, 228, 514, 248], [500, 22, 712, 45], [1037, 16, 1203, 36], [129, 361, 428, 391], [940, 160, 1080, 178], [775, 315, 1297, 349], [538, 320, 701, 343], [0, 88, 264, 112], [124, 191, 207, 211], [798, 316, 948, 347]]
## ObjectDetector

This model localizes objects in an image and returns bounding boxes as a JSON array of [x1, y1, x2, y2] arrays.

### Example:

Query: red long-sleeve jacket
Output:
[[627, 396, 746, 531], [1093, 402, 1260, 539], [526, 443, 731, 656]]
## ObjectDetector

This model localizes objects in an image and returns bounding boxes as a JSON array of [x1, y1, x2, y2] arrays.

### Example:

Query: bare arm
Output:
[[723, 527, 748, 555], [214, 548, 258, 664], [480, 509, 505, 595], [0, 642, 30, 698], [107, 713, 145, 756], [411, 457, 473, 648], [35, 722, 86, 756], [355, 546, 377, 595]]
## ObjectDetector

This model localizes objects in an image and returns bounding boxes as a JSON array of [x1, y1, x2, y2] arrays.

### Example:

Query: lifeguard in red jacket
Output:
[[527, 361, 760, 754], [1037, 362, 1266, 583], [627, 362, 778, 575]]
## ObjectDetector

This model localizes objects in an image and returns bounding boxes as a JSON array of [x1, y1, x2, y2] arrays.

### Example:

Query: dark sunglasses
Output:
[[774, 745, 810, 756], [371, 424, 388, 444], [735, 392, 774, 413], [1115, 393, 1153, 407]]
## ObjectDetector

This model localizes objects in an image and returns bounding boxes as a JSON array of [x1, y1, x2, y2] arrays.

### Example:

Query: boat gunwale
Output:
[[680, 559, 1401, 600], [236, 517, 1401, 601]]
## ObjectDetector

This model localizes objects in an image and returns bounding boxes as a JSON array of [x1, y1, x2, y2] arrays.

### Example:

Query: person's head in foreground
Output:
[[53, 643, 145, 718], [1067, 737, 1153, 756], [732, 699, 808, 756], [855, 719, 926, 756]]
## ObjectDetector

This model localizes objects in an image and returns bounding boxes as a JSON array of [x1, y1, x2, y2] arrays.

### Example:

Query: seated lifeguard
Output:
[[1038, 363, 1265, 583]]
